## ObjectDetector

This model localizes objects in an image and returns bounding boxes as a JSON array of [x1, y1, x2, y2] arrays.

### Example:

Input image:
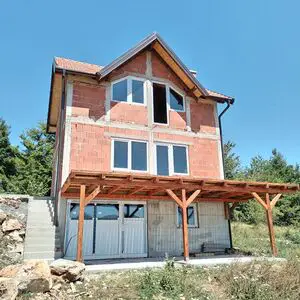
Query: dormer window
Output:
[[169, 88, 184, 112], [112, 79, 127, 102], [111, 77, 145, 105]]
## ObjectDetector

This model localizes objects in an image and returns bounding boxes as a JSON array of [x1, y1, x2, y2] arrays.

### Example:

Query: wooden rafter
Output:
[[128, 186, 145, 195]]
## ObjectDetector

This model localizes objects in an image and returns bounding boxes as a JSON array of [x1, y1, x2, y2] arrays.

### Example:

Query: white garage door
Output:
[[64, 202, 147, 260]]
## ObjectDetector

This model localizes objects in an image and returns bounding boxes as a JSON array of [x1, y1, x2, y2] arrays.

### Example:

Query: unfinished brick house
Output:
[[46, 33, 298, 262]]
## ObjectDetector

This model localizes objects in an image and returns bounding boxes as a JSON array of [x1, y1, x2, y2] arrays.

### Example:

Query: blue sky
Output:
[[0, 0, 299, 167]]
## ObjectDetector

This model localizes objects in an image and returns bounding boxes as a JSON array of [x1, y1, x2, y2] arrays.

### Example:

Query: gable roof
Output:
[[54, 57, 232, 101], [48, 33, 234, 133]]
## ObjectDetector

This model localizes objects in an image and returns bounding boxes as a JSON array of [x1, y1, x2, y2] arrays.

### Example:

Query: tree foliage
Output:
[[0, 118, 17, 192], [223, 141, 241, 179], [224, 143, 300, 226], [0, 119, 55, 196]]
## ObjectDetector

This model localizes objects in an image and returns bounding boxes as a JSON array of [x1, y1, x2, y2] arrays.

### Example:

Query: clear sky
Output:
[[0, 0, 299, 166]]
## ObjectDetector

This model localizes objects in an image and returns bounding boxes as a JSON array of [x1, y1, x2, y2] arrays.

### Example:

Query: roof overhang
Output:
[[61, 171, 299, 202]]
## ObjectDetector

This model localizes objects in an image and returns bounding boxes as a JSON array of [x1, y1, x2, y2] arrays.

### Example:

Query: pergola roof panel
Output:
[[61, 171, 299, 203]]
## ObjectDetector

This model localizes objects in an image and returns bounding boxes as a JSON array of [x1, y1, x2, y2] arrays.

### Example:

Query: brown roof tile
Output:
[[206, 89, 233, 100], [54, 57, 103, 75]]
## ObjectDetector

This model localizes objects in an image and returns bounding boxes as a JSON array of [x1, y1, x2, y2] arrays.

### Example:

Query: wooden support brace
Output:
[[186, 189, 201, 206], [84, 186, 101, 206], [270, 194, 282, 209], [61, 178, 71, 193], [252, 192, 268, 210], [166, 189, 183, 208]]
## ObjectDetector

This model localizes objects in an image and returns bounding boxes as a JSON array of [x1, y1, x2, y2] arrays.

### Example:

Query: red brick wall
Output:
[[190, 101, 216, 134], [110, 102, 148, 125], [153, 132, 220, 178], [70, 124, 149, 172], [66, 50, 221, 179], [69, 124, 220, 179], [72, 82, 106, 120], [110, 51, 147, 78], [70, 123, 110, 172]]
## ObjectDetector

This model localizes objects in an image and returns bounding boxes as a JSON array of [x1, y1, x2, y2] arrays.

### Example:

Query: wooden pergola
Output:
[[61, 171, 300, 262]]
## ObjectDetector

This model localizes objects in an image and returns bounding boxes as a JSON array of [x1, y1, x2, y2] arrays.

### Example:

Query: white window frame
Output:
[[151, 81, 170, 126], [154, 143, 189, 176], [111, 138, 149, 173], [151, 81, 186, 126], [176, 203, 198, 228], [169, 86, 185, 112], [111, 76, 147, 106]]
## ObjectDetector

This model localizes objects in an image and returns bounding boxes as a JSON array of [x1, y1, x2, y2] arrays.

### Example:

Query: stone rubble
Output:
[[0, 259, 86, 300], [0, 196, 28, 269]]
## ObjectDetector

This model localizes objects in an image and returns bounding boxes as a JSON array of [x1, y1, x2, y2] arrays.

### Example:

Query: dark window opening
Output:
[[153, 83, 167, 124]]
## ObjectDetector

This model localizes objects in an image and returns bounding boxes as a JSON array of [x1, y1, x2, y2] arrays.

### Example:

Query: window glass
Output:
[[112, 79, 127, 102], [170, 88, 184, 111], [124, 204, 144, 218], [114, 141, 128, 169], [96, 204, 119, 220], [177, 206, 196, 226], [70, 204, 94, 220], [173, 146, 187, 174], [132, 80, 144, 104], [156, 145, 169, 175], [131, 141, 147, 171]]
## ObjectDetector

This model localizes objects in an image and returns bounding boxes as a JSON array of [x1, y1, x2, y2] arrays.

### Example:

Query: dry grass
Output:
[[231, 222, 300, 258], [69, 259, 300, 300]]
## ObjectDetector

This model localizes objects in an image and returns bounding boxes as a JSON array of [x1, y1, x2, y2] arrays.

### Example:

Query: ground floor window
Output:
[[177, 203, 198, 227]]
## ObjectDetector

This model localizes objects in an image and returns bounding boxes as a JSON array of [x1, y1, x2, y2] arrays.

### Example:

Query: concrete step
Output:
[[26, 231, 60, 237], [25, 244, 61, 252], [24, 197, 62, 260], [23, 251, 62, 260], [25, 237, 60, 247], [26, 223, 56, 228], [25, 228, 60, 237]]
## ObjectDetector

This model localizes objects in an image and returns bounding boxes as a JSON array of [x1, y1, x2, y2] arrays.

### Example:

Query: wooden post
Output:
[[181, 189, 189, 262], [265, 193, 278, 256], [76, 185, 86, 262]]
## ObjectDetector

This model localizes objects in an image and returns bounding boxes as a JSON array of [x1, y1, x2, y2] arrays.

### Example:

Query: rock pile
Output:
[[0, 195, 28, 268], [0, 259, 86, 300], [0, 208, 25, 268]]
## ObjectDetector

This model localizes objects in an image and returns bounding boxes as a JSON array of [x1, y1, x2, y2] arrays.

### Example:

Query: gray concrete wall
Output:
[[58, 197, 67, 250], [147, 200, 230, 257]]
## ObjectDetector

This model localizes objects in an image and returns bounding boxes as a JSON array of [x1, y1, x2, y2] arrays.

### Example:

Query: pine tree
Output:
[[13, 122, 55, 196], [0, 118, 17, 192]]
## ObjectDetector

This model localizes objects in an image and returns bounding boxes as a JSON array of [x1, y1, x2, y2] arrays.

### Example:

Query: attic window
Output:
[[112, 79, 127, 102], [170, 88, 184, 112], [153, 83, 168, 124], [111, 77, 145, 104]]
